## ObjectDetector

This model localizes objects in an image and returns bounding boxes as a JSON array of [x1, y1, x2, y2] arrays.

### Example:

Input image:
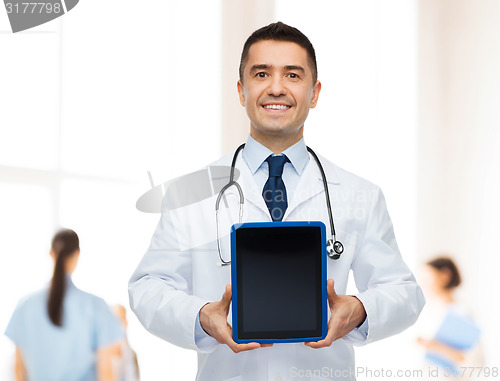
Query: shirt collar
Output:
[[242, 135, 309, 175], [66, 275, 75, 288]]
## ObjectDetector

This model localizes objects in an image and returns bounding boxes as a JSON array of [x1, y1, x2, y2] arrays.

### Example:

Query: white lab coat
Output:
[[129, 150, 425, 381]]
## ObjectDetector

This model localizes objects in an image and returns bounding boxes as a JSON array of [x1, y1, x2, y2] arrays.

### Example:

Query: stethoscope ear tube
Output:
[[216, 144, 246, 266], [216, 180, 244, 266], [307, 147, 342, 260]]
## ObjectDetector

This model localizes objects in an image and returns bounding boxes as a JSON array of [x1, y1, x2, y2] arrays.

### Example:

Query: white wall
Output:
[[0, 1, 221, 379], [2, 0, 499, 379], [221, 0, 276, 153], [418, 0, 500, 364]]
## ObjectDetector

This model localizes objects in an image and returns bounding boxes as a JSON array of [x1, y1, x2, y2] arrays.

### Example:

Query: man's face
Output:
[[237, 40, 321, 142]]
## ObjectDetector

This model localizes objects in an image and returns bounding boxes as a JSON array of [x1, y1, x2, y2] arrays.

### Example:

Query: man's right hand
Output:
[[199, 284, 271, 353]]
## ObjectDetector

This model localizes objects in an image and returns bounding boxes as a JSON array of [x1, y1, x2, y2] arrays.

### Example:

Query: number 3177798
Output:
[[5, 2, 62, 14]]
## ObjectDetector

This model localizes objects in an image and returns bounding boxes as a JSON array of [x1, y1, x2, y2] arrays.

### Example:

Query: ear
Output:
[[237, 80, 246, 107], [310, 80, 321, 109]]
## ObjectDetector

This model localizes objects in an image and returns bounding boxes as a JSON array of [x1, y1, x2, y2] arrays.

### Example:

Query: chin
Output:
[[260, 123, 295, 133]]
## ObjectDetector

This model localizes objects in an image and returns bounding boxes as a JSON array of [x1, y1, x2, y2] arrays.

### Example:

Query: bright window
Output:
[[0, 1, 221, 379]]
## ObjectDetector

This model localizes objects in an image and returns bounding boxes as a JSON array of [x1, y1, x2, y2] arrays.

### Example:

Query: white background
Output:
[[1, 0, 499, 380]]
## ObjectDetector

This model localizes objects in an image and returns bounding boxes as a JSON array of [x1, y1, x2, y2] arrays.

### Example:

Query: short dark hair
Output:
[[239, 22, 318, 84], [427, 256, 462, 290]]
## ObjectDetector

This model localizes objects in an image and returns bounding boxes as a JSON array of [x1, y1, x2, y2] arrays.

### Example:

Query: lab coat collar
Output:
[[238, 161, 270, 220], [283, 156, 324, 220], [284, 152, 342, 219], [218, 149, 271, 219]]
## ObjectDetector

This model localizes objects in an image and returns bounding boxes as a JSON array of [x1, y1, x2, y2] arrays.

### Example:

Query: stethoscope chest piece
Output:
[[327, 239, 344, 260]]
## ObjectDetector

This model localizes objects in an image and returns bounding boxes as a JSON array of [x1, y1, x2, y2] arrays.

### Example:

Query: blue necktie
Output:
[[262, 155, 289, 221]]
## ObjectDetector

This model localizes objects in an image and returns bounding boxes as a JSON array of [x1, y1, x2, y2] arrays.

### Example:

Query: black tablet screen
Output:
[[235, 225, 323, 340]]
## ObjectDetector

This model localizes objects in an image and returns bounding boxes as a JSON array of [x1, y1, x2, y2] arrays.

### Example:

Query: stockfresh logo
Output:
[[4, 0, 79, 33]]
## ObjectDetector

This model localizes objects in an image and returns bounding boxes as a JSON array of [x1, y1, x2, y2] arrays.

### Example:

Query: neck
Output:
[[436, 289, 455, 304], [250, 127, 304, 154]]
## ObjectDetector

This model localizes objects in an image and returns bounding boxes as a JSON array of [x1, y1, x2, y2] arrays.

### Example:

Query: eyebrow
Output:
[[283, 65, 305, 73], [249, 64, 306, 74]]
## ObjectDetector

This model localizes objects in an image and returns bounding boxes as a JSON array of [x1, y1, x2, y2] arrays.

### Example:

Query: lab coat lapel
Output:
[[283, 160, 323, 220], [220, 161, 270, 221], [283, 154, 340, 220], [239, 162, 271, 219]]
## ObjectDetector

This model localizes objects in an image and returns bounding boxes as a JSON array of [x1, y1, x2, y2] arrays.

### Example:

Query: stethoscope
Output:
[[216, 143, 344, 266]]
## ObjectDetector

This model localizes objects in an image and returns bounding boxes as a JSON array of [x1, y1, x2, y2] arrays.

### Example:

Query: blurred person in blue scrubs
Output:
[[4, 228, 124, 381], [417, 257, 485, 380], [110, 304, 140, 381]]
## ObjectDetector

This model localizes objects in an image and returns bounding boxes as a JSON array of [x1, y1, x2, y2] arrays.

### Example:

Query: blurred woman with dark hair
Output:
[[417, 256, 484, 380], [5, 229, 123, 381]]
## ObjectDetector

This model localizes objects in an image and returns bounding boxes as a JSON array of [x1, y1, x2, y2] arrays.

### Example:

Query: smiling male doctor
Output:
[[129, 22, 425, 381]]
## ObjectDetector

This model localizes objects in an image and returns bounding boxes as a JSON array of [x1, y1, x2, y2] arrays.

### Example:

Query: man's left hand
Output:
[[305, 278, 366, 349]]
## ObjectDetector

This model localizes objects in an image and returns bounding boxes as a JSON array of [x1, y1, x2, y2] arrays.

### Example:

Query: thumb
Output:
[[327, 279, 338, 304], [221, 284, 232, 306]]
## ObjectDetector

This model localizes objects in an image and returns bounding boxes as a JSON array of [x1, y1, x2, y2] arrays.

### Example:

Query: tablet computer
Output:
[[231, 221, 327, 344]]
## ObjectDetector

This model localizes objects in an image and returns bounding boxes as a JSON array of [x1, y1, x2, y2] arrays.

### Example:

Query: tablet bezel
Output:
[[230, 221, 327, 344]]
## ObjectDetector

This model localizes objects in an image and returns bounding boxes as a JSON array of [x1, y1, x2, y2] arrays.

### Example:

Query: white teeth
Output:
[[263, 104, 290, 110]]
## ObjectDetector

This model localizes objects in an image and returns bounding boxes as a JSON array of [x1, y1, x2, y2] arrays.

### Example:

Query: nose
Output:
[[266, 75, 287, 97]]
